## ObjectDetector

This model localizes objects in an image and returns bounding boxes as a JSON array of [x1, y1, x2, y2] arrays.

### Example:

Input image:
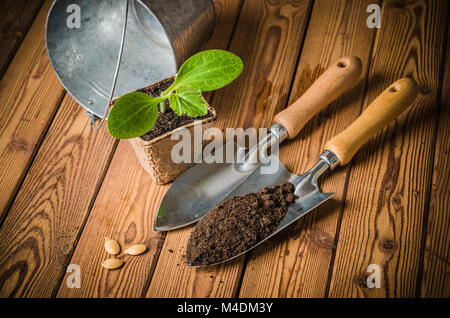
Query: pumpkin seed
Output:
[[104, 237, 120, 255], [101, 258, 123, 270], [123, 244, 147, 256]]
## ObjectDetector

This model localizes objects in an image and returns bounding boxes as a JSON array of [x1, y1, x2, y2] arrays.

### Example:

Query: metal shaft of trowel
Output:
[[234, 123, 289, 173], [292, 150, 339, 188], [239, 123, 341, 189]]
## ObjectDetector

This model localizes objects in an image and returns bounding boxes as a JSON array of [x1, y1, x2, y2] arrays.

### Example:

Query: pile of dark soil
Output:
[[186, 182, 297, 266], [136, 78, 213, 141]]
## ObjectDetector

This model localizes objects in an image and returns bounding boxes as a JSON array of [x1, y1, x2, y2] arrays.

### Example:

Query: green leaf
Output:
[[106, 50, 244, 140], [169, 86, 208, 117], [171, 49, 243, 92], [107, 92, 162, 139]]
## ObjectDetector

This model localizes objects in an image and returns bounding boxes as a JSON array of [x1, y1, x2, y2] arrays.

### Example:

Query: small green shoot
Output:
[[107, 50, 243, 139]]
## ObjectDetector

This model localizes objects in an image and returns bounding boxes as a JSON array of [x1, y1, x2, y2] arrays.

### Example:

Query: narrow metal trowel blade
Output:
[[154, 141, 259, 231], [186, 155, 335, 266]]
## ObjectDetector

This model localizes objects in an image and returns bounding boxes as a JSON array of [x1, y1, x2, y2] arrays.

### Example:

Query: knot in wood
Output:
[[355, 272, 370, 289], [379, 238, 398, 254]]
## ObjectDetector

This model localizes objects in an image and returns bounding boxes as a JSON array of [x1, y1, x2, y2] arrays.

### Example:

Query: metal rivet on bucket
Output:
[[46, 0, 215, 128]]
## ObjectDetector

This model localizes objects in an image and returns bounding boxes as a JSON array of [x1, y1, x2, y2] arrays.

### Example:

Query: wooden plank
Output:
[[327, 0, 448, 297], [0, 95, 117, 297], [419, 22, 449, 298], [55, 141, 165, 297], [0, 0, 44, 78], [56, 0, 243, 298], [0, 0, 66, 223], [238, 0, 378, 298], [146, 0, 313, 298]]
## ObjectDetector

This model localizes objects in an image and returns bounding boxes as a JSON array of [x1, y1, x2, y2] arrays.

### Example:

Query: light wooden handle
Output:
[[274, 56, 362, 139], [324, 78, 418, 166]]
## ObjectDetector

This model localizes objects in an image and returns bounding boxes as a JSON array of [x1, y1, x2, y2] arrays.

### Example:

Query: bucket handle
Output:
[[91, 0, 130, 130]]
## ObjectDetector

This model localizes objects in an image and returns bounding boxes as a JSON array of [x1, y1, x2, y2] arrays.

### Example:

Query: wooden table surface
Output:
[[0, 0, 448, 298]]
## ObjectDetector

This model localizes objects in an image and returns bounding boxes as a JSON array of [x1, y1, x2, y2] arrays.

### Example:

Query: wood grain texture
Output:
[[0, 0, 65, 223], [57, 0, 243, 298], [327, 0, 448, 297], [419, 22, 450, 298], [56, 141, 165, 297], [0, 0, 44, 78], [238, 0, 378, 298], [0, 95, 117, 297], [146, 0, 313, 298], [0, 0, 446, 299]]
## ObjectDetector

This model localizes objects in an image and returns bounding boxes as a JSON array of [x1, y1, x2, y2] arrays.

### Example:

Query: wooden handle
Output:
[[274, 56, 362, 139], [324, 78, 418, 166]]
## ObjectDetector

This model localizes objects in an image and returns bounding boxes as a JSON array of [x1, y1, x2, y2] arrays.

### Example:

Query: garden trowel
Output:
[[155, 56, 363, 231], [187, 77, 418, 266]]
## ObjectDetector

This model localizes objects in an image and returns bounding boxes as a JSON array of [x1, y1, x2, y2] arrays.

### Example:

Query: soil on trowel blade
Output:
[[134, 78, 213, 141], [186, 182, 297, 266]]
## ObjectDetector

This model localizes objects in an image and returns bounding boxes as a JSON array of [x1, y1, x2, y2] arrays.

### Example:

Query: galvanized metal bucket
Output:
[[45, 0, 215, 123]]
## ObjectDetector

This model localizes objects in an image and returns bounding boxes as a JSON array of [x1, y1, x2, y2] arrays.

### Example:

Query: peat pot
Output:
[[112, 76, 217, 184]]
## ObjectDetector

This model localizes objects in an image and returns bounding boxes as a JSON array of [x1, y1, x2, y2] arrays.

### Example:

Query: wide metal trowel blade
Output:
[[155, 140, 257, 231], [186, 154, 334, 267]]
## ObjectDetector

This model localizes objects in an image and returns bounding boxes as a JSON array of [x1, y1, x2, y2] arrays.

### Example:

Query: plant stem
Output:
[[162, 81, 177, 96], [159, 88, 175, 113]]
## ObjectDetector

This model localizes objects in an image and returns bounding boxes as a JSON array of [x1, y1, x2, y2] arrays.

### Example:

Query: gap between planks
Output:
[[417, 13, 450, 298], [0, 0, 66, 225], [0, 94, 118, 297], [56, 0, 244, 298], [238, 0, 378, 298], [0, 0, 44, 79], [0, 0, 444, 298], [146, 0, 315, 298], [0, 0, 118, 299], [327, 0, 448, 297]]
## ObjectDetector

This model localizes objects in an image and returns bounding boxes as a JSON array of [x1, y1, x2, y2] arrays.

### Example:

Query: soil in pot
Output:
[[135, 78, 214, 141], [186, 182, 297, 266]]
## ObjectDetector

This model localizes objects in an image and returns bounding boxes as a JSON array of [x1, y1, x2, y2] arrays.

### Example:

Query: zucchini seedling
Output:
[[107, 49, 243, 139]]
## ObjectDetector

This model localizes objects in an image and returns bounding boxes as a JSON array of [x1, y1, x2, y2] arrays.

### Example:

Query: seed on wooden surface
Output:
[[101, 258, 123, 270], [104, 237, 120, 255], [123, 244, 147, 256]]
